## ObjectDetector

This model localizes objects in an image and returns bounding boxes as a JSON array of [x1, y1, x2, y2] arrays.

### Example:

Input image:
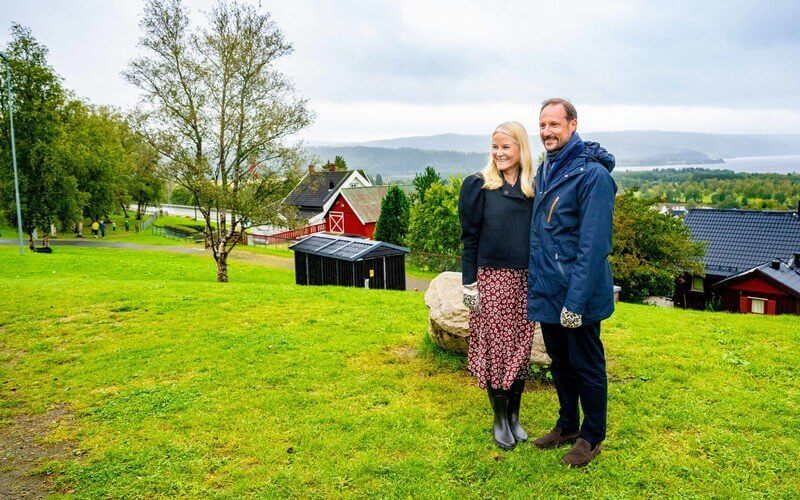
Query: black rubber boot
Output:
[[487, 386, 516, 450], [508, 379, 528, 442]]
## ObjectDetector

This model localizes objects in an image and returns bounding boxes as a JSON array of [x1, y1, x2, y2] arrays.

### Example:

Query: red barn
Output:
[[713, 256, 800, 315], [325, 186, 413, 239]]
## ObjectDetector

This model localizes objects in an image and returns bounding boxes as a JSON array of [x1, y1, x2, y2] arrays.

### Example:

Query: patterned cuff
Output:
[[560, 306, 582, 328]]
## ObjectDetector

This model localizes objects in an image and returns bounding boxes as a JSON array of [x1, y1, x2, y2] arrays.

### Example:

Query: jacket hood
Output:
[[581, 141, 615, 173]]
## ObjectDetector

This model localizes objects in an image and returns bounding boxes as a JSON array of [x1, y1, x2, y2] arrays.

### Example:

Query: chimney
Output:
[[794, 253, 800, 268], [770, 260, 781, 270], [328, 162, 336, 173]]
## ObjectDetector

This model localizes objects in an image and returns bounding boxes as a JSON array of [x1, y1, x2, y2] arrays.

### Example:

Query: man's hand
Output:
[[462, 282, 480, 313], [560, 306, 582, 328]]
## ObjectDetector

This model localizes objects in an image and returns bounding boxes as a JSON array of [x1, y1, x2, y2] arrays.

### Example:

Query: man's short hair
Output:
[[540, 98, 577, 122]]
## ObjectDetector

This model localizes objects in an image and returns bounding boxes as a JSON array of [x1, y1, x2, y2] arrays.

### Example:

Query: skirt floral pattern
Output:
[[468, 267, 535, 390]]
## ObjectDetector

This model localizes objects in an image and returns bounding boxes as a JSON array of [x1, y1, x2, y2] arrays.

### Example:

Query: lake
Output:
[[614, 155, 800, 174]]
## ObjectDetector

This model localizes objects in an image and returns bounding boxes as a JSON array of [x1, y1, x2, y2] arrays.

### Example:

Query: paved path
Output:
[[0, 238, 430, 291]]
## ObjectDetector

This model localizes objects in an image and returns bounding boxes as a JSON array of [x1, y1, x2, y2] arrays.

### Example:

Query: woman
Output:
[[458, 121, 536, 450]]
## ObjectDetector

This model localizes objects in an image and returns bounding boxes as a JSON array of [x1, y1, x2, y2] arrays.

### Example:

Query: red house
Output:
[[713, 256, 800, 315], [325, 186, 413, 239]]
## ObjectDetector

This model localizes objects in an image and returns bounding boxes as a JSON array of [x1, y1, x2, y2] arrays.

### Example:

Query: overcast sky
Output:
[[2, 0, 799, 141]]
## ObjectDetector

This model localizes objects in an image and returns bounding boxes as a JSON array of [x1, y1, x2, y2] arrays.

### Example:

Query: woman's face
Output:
[[492, 132, 520, 172]]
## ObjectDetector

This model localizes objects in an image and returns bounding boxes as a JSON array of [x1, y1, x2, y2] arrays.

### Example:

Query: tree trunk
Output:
[[42, 232, 49, 248], [216, 253, 229, 282], [121, 204, 130, 218], [76, 220, 83, 237], [136, 203, 143, 220], [216, 237, 229, 282]]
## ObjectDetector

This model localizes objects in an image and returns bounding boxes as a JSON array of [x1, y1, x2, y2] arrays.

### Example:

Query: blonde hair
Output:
[[481, 121, 535, 198]]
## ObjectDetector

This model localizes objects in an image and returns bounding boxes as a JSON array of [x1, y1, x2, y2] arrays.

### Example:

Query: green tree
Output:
[[411, 166, 443, 204], [407, 180, 461, 254], [610, 191, 705, 303], [119, 122, 163, 220], [125, 0, 313, 282], [0, 24, 83, 247], [374, 186, 410, 246], [375, 173, 383, 186], [333, 155, 347, 171]]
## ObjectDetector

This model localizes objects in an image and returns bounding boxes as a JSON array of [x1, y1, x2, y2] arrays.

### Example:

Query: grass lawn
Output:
[[0, 247, 798, 497]]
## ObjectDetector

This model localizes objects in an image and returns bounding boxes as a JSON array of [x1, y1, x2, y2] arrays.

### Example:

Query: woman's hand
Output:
[[462, 282, 480, 313]]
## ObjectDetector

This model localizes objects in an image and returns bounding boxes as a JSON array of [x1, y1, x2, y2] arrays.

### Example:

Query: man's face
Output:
[[539, 104, 577, 152]]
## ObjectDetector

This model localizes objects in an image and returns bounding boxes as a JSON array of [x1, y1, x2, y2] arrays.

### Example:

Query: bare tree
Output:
[[124, 0, 313, 281]]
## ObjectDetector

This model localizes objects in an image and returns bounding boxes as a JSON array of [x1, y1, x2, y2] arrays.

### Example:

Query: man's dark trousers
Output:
[[541, 322, 607, 444]]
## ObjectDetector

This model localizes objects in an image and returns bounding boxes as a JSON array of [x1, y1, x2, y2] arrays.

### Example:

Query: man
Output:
[[527, 98, 616, 467]]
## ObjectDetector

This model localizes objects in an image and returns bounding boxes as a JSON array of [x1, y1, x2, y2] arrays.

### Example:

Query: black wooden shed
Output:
[[289, 234, 409, 290]]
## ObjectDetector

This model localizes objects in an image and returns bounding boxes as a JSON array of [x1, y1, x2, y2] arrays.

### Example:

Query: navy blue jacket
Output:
[[527, 133, 617, 324], [459, 172, 534, 285]]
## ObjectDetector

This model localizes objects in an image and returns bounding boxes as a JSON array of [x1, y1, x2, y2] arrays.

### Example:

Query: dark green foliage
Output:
[[411, 166, 444, 203], [0, 24, 81, 242], [374, 186, 410, 246], [333, 155, 347, 171], [610, 190, 706, 303], [407, 177, 462, 255]]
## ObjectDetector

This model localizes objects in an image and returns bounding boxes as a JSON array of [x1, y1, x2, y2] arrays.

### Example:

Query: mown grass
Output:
[[0, 246, 798, 497]]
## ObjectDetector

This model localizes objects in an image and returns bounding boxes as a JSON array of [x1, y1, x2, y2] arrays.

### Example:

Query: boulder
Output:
[[424, 272, 550, 366]]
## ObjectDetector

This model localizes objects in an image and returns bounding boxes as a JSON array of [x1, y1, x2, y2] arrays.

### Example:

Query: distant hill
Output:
[[310, 131, 800, 159], [305, 146, 486, 180], [306, 130, 800, 180]]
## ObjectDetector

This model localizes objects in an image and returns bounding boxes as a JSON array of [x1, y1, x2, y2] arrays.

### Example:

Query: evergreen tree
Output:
[[411, 166, 443, 203], [374, 186, 410, 245], [333, 155, 347, 171]]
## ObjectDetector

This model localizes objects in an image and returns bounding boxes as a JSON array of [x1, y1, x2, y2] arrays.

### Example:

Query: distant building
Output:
[[285, 166, 372, 226], [712, 258, 800, 315], [675, 208, 800, 315], [325, 185, 413, 239]]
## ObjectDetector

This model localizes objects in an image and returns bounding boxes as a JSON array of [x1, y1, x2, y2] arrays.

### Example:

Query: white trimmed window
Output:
[[691, 276, 704, 292], [750, 298, 765, 314]]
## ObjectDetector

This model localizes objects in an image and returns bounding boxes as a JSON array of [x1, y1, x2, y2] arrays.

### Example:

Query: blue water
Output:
[[614, 155, 800, 174]]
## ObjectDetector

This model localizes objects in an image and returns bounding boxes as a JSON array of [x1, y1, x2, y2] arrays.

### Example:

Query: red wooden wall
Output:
[[326, 194, 374, 237]]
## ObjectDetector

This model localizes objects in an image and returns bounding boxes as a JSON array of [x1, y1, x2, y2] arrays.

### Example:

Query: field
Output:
[[1, 246, 798, 497]]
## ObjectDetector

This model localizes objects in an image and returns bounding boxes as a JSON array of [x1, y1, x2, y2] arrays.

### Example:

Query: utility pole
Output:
[[0, 51, 25, 255]]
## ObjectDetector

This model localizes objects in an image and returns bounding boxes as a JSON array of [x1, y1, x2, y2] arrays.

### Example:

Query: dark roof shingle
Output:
[[714, 260, 800, 297], [287, 171, 353, 210], [683, 209, 800, 277]]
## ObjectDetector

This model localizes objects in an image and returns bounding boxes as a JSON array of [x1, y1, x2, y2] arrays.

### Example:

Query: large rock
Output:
[[424, 272, 550, 366]]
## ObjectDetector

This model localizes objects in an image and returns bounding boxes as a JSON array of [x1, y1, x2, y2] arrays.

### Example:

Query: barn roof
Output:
[[683, 208, 800, 277], [287, 171, 355, 210], [713, 260, 800, 297], [289, 234, 409, 262], [339, 185, 414, 224]]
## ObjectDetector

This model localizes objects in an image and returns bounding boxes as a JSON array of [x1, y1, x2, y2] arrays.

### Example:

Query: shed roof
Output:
[[287, 171, 354, 210], [683, 208, 800, 277], [339, 185, 414, 224], [713, 260, 800, 297], [289, 234, 409, 262]]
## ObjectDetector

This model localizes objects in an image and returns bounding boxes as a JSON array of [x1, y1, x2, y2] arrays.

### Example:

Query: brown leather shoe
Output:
[[533, 427, 580, 449], [561, 438, 601, 467]]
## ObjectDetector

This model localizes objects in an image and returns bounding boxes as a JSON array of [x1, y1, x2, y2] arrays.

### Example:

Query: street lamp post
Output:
[[0, 51, 25, 255]]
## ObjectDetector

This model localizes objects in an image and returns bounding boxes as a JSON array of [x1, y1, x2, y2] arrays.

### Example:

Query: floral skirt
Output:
[[467, 267, 535, 390]]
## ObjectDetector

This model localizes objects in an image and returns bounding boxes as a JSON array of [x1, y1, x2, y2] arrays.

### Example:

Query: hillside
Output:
[[311, 131, 800, 158], [1, 245, 798, 497]]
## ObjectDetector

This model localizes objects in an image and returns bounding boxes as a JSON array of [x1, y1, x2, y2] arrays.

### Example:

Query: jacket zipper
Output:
[[546, 196, 560, 222]]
